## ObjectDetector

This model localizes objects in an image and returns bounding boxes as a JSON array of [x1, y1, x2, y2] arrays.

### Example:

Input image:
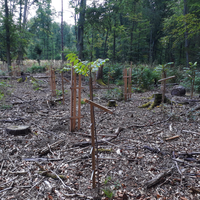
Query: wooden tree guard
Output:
[[70, 68, 83, 132], [84, 84, 113, 189], [50, 68, 56, 97], [123, 68, 132, 101]]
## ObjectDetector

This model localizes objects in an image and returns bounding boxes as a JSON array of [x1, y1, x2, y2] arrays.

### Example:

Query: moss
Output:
[[97, 79, 106, 86], [139, 93, 171, 110]]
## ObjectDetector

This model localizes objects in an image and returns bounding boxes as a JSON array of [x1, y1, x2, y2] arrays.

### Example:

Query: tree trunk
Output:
[[61, 0, 64, 62], [77, 0, 86, 60], [5, 0, 11, 71], [96, 65, 103, 80], [184, 0, 189, 68]]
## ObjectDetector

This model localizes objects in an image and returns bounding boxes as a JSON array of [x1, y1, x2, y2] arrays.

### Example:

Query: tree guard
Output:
[[70, 68, 83, 132]]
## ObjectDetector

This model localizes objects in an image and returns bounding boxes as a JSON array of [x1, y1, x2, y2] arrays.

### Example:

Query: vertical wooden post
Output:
[[128, 68, 132, 99], [70, 67, 75, 132], [61, 72, 65, 104], [73, 71, 77, 131], [162, 71, 166, 104], [70, 67, 82, 132], [50, 68, 56, 97], [89, 77, 96, 189], [123, 68, 128, 101], [78, 74, 81, 130]]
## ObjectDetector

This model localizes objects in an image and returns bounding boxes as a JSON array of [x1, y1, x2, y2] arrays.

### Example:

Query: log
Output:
[[171, 85, 186, 96], [6, 125, 31, 136]]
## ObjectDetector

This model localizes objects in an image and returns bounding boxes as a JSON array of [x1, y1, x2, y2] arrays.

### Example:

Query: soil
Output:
[[1, 72, 200, 200]]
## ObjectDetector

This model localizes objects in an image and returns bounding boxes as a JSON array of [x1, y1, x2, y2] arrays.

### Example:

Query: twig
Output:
[[0, 187, 13, 193], [182, 130, 200, 136], [50, 170, 75, 192], [0, 176, 18, 188], [28, 177, 45, 192]]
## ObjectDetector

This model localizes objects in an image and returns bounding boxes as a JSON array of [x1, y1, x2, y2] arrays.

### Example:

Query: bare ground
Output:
[[1, 72, 200, 200]]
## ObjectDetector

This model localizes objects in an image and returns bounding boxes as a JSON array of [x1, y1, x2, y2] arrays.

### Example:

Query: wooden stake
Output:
[[128, 68, 132, 99], [89, 77, 96, 188], [73, 69, 77, 131], [70, 67, 74, 132], [78, 74, 81, 130], [123, 68, 127, 101], [84, 99, 113, 114], [61, 72, 65, 105]]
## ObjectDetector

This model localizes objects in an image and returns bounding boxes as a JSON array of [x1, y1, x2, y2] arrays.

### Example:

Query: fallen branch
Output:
[[146, 167, 175, 188], [39, 139, 65, 156]]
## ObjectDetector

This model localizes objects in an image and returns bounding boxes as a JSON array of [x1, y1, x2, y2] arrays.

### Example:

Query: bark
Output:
[[184, 0, 189, 68], [4, 0, 11, 71], [96, 65, 103, 80], [61, 0, 64, 62], [77, 0, 86, 60]]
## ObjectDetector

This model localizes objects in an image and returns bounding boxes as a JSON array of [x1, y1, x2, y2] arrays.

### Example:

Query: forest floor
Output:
[[1, 72, 200, 200]]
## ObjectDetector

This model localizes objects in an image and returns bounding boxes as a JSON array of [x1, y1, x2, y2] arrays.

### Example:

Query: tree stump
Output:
[[6, 125, 31, 136], [171, 85, 186, 96], [108, 100, 117, 107], [139, 93, 171, 110]]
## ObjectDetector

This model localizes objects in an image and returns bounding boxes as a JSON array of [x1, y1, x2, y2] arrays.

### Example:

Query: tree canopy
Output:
[[0, 0, 200, 68]]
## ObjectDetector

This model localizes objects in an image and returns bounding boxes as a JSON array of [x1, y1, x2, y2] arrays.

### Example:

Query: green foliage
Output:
[[0, 70, 6, 76], [81, 99, 86, 104], [182, 62, 198, 96], [102, 176, 114, 199], [103, 87, 123, 100], [103, 63, 123, 84], [0, 81, 12, 109], [56, 89, 62, 96], [132, 65, 158, 90], [66, 53, 109, 76], [102, 188, 114, 199], [26, 64, 46, 73]]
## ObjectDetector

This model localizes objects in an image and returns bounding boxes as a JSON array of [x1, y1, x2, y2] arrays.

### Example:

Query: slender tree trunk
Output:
[[184, 0, 189, 68], [77, 0, 86, 60], [4, 0, 11, 71], [103, 29, 108, 58], [61, 0, 64, 62], [113, 24, 116, 62]]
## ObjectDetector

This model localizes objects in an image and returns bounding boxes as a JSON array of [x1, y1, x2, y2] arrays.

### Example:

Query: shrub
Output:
[[26, 64, 46, 73], [132, 65, 157, 90]]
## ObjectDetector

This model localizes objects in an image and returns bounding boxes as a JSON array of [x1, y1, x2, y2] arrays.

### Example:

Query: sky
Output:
[[28, 0, 104, 26], [51, 0, 75, 25]]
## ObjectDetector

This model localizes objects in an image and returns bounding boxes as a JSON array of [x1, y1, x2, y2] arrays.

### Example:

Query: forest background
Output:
[[1, 0, 200, 87]]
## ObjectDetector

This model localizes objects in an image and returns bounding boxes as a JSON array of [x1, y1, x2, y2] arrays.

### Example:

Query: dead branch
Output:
[[146, 167, 175, 188], [38, 139, 65, 156]]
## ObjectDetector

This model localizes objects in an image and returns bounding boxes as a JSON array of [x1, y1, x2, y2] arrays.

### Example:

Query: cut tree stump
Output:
[[6, 125, 31, 136], [139, 93, 171, 110], [108, 100, 117, 107], [171, 85, 186, 96]]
